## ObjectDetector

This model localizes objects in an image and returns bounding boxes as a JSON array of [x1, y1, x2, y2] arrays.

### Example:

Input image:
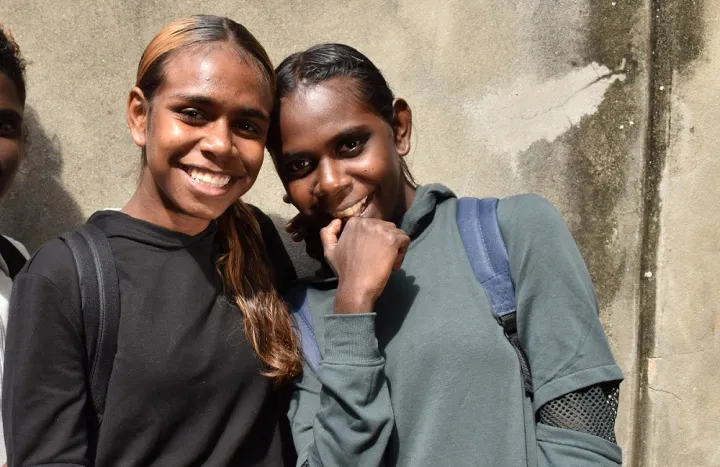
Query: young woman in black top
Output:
[[2, 15, 300, 466]]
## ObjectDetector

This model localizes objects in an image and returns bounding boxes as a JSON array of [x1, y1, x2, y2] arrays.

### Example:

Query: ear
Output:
[[391, 98, 412, 157], [127, 87, 149, 148]]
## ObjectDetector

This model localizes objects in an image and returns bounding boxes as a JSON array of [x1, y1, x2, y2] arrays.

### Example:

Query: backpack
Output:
[[288, 197, 533, 397], [60, 224, 120, 426], [0, 235, 27, 279]]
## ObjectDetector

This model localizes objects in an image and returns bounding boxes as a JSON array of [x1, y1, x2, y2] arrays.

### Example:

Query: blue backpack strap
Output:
[[60, 224, 121, 426], [285, 285, 321, 376], [457, 197, 533, 396]]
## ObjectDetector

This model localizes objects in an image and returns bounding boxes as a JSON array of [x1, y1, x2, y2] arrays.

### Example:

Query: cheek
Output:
[[286, 179, 314, 213], [147, 116, 190, 162], [236, 139, 266, 177], [0, 139, 23, 170], [356, 146, 397, 184]]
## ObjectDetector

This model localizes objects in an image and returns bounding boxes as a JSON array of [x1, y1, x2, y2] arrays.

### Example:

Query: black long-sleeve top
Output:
[[2, 208, 296, 466]]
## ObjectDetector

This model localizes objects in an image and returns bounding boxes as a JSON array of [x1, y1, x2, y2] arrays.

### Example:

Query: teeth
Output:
[[188, 168, 231, 188], [333, 196, 368, 218]]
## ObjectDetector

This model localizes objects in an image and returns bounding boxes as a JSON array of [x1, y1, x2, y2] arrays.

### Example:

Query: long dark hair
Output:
[[268, 43, 416, 186], [135, 15, 301, 383]]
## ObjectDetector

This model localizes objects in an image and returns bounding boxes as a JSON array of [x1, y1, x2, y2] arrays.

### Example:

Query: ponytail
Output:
[[216, 200, 302, 383]]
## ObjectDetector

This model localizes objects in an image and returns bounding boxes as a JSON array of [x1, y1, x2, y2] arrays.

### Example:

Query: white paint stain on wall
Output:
[[463, 62, 626, 171]]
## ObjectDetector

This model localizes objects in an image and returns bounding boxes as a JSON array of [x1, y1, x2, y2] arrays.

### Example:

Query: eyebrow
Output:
[[168, 93, 269, 120], [282, 124, 372, 160]]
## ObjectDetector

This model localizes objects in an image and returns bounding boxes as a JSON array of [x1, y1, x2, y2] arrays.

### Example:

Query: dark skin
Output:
[[275, 78, 415, 313], [0, 72, 24, 199], [125, 43, 273, 235]]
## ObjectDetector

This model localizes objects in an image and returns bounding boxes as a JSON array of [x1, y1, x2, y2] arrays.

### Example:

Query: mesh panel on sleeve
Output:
[[537, 382, 620, 443]]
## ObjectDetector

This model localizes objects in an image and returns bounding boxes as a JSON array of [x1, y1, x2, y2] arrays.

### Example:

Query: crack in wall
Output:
[[648, 386, 683, 402]]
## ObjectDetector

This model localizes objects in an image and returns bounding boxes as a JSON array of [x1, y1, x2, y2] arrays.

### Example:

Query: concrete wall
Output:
[[0, 1, 714, 465], [636, 1, 719, 465]]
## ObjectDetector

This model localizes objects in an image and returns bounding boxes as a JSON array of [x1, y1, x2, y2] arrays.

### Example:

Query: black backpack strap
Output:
[[60, 224, 120, 425], [0, 235, 27, 279]]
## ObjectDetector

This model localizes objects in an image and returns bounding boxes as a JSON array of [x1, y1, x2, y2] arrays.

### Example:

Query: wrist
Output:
[[334, 285, 375, 314]]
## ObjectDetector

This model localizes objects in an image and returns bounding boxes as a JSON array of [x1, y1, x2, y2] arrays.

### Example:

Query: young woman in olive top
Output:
[[268, 44, 623, 466]]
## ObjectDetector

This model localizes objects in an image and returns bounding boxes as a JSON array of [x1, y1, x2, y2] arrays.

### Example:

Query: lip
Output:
[[329, 192, 374, 219], [179, 166, 236, 197], [180, 163, 238, 178]]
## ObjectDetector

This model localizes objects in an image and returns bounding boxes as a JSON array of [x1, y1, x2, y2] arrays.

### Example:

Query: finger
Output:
[[306, 239, 325, 261], [397, 231, 411, 249], [393, 246, 408, 271], [291, 227, 307, 242], [319, 218, 343, 251], [392, 232, 410, 271], [285, 213, 306, 233]]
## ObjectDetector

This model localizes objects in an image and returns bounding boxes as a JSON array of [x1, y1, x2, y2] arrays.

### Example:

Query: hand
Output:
[[285, 211, 326, 262], [320, 217, 410, 313], [282, 193, 327, 262]]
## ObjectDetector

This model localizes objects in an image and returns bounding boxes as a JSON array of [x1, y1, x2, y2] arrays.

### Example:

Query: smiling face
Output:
[[127, 42, 272, 228], [0, 72, 24, 198], [275, 78, 413, 226]]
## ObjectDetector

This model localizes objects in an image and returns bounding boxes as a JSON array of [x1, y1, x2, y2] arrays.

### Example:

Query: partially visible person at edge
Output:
[[2, 15, 301, 466], [266, 43, 624, 466], [0, 23, 29, 467]]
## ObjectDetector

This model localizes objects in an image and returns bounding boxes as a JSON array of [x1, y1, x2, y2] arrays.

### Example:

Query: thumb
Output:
[[319, 219, 342, 257]]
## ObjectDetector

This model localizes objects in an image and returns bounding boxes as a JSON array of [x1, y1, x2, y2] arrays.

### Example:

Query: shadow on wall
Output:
[[0, 106, 84, 252]]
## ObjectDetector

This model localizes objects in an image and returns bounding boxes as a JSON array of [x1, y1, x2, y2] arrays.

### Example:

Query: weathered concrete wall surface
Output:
[[0, 0, 714, 465], [634, 1, 719, 465]]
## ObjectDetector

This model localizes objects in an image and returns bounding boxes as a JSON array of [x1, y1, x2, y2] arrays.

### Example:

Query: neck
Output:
[[122, 170, 210, 236]]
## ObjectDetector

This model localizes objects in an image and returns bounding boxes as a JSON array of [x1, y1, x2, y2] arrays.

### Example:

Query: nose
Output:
[[313, 157, 351, 200], [199, 120, 233, 159]]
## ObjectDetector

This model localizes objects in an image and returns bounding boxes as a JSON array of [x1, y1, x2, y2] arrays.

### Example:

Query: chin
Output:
[[177, 198, 233, 222]]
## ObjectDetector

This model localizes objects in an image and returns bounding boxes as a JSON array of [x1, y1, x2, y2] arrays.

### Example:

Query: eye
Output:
[[338, 135, 369, 156], [0, 120, 21, 138], [284, 158, 314, 178], [288, 159, 310, 172], [178, 108, 205, 123], [233, 120, 260, 135]]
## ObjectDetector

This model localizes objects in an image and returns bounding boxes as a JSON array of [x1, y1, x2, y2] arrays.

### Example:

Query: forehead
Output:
[[157, 43, 272, 108], [0, 73, 23, 112], [278, 79, 383, 153]]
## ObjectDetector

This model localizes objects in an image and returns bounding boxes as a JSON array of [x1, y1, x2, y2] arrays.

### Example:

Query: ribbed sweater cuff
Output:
[[323, 313, 382, 364]]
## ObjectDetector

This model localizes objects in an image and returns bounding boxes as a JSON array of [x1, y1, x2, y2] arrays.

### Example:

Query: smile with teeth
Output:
[[187, 167, 232, 189], [333, 195, 371, 219]]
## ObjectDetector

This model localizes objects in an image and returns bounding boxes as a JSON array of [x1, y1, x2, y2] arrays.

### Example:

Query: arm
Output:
[[498, 195, 623, 466], [288, 313, 393, 467], [2, 241, 90, 466], [288, 218, 409, 466]]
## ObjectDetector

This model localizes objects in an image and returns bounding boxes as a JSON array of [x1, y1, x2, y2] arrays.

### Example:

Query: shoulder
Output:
[[247, 203, 273, 225], [246, 204, 282, 240], [245, 204, 298, 289], [19, 237, 80, 304], [495, 194, 575, 250], [496, 194, 566, 233]]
